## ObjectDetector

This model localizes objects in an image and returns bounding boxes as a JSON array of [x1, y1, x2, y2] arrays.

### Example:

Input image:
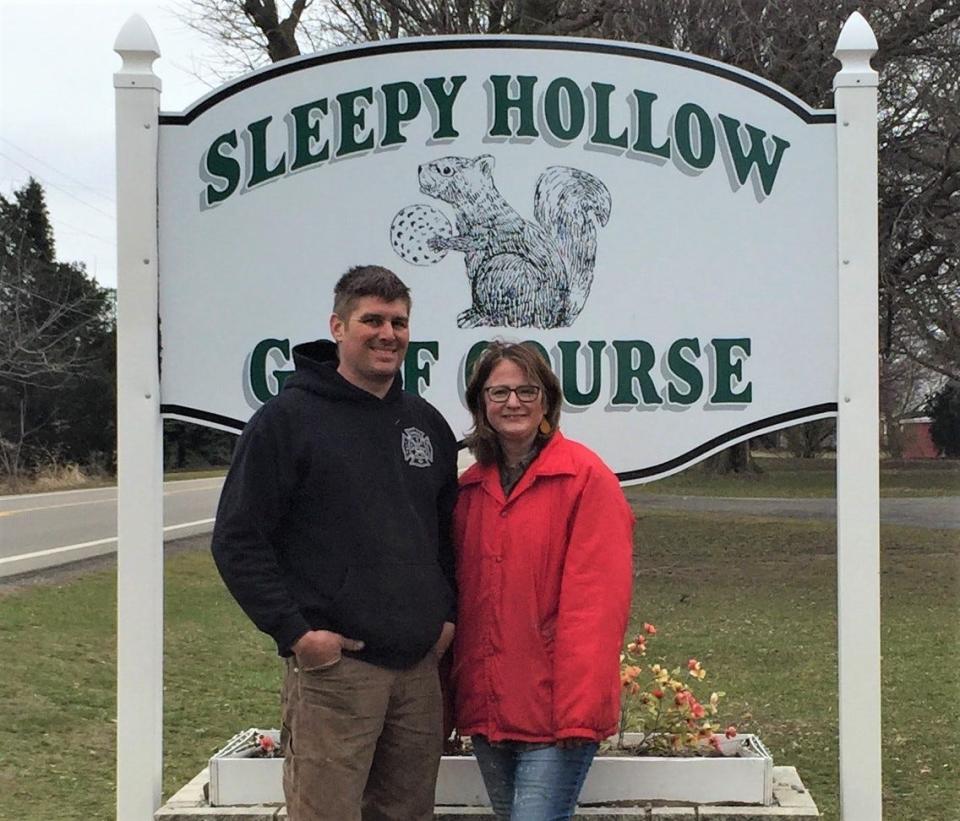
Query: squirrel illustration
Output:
[[418, 155, 611, 329]]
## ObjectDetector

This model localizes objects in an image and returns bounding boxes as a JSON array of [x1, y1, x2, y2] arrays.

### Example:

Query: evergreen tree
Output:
[[13, 178, 55, 263], [0, 180, 115, 483], [927, 382, 960, 458]]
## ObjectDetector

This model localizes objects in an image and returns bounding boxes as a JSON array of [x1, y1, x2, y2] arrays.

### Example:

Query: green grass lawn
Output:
[[627, 456, 960, 498], [0, 508, 957, 820]]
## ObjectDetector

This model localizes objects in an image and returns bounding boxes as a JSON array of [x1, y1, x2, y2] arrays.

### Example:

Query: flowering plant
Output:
[[226, 729, 282, 758], [619, 622, 737, 755], [255, 732, 280, 757]]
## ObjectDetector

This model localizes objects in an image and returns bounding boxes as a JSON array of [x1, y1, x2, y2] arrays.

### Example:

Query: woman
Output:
[[452, 342, 634, 821]]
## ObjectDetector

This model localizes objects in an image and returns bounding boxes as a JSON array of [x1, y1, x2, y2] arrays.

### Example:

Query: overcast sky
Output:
[[1, 0, 221, 288]]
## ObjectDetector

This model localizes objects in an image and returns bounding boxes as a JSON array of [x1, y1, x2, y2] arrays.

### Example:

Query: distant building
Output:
[[899, 417, 940, 459]]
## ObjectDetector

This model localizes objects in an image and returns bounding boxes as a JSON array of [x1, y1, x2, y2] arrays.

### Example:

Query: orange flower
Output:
[[687, 659, 706, 680], [643, 622, 657, 635], [620, 665, 642, 687]]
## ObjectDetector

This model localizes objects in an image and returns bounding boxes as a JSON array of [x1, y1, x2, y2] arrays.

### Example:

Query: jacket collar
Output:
[[460, 431, 577, 503]]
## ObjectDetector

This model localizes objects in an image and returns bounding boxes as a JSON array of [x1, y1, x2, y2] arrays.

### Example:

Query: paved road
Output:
[[634, 494, 960, 529], [1, 478, 955, 580], [0, 478, 224, 577]]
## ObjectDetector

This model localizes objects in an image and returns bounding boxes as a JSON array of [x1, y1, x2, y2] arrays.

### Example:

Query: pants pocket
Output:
[[299, 654, 342, 674]]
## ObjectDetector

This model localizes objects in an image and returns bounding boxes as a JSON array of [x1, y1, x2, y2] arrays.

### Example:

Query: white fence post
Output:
[[833, 12, 882, 820], [114, 14, 164, 821]]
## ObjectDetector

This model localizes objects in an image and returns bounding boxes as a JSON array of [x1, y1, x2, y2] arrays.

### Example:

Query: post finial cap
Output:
[[114, 13, 160, 58], [114, 14, 161, 89], [834, 11, 878, 87], [834, 11, 877, 66]]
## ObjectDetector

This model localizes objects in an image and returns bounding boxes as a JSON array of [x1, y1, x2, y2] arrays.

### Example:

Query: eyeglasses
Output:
[[484, 385, 542, 403]]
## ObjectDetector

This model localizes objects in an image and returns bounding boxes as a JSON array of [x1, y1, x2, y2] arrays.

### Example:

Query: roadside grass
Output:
[[3, 457, 957, 499], [0, 452, 960, 498], [0, 463, 114, 496], [0, 468, 228, 497], [0, 511, 956, 820], [626, 456, 960, 498]]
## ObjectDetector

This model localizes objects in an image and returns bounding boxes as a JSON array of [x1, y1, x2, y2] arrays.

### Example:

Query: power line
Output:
[[51, 218, 116, 246], [0, 136, 115, 205], [0, 152, 115, 221]]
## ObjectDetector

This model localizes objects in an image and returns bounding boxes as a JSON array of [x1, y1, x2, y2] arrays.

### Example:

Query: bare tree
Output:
[[0, 259, 99, 386], [177, 1, 315, 81], [180, 0, 621, 73], [874, 2, 959, 387], [785, 419, 836, 458]]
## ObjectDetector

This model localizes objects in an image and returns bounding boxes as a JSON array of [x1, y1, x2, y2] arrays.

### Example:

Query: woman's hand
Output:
[[433, 621, 456, 658]]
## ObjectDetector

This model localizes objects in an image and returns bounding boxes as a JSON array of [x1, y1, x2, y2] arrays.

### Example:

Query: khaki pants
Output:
[[281, 653, 443, 821]]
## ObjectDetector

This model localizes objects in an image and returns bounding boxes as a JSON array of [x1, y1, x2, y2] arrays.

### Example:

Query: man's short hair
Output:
[[333, 265, 411, 319]]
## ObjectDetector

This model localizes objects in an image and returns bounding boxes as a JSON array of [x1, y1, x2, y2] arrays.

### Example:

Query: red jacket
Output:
[[451, 432, 634, 743]]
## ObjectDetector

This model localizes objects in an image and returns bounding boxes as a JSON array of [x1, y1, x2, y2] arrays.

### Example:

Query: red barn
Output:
[[899, 417, 940, 459]]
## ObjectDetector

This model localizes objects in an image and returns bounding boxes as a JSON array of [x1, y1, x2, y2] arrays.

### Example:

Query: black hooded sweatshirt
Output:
[[211, 340, 458, 669]]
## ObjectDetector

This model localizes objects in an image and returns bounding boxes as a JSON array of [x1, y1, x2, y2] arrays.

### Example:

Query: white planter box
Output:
[[209, 730, 773, 808], [208, 730, 284, 807]]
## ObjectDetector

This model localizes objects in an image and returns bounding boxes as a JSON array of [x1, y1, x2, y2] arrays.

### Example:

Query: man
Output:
[[211, 265, 458, 821]]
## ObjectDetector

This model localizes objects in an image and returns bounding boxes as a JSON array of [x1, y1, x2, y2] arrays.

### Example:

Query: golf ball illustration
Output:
[[390, 204, 453, 265]]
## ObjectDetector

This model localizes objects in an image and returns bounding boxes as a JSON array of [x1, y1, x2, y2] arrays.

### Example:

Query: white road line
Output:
[[0, 537, 118, 564], [163, 484, 222, 496], [0, 518, 216, 566], [162, 518, 216, 532]]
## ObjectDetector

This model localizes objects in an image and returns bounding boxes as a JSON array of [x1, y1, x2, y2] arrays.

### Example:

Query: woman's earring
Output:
[[539, 418, 552, 435]]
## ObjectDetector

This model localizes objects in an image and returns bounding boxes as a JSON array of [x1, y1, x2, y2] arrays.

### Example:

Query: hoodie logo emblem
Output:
[[401, 427, 434, 468]]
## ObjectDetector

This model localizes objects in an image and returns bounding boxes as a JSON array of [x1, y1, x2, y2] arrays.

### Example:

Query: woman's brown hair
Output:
[[464, 342, 562, 466]]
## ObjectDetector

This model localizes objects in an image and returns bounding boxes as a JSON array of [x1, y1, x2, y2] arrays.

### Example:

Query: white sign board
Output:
[[157, 36, 838, 480], [120, 17, 881, 821]]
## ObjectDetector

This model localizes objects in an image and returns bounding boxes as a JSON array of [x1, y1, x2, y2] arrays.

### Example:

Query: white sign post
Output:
[[114, 15, 163, 821], [114, 13, 881, 820], [834, 13, 882, 821]]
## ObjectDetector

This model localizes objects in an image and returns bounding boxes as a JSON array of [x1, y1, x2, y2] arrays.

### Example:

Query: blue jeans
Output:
[[471, 736, 598, 821]]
